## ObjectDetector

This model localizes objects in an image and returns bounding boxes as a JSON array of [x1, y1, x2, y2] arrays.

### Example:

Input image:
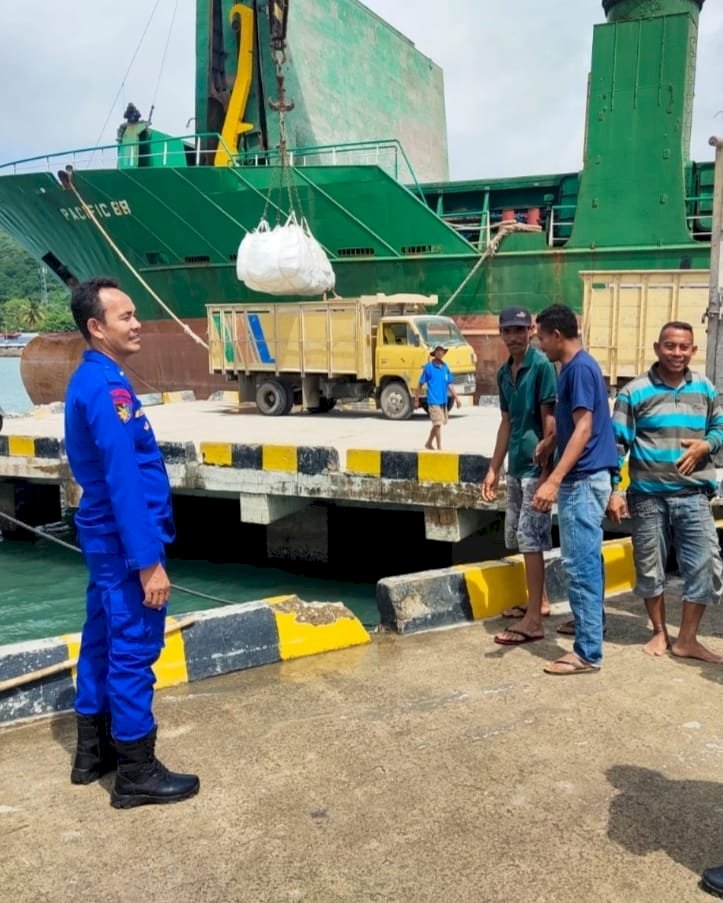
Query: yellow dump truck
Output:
[[207, 294, 477, 419]]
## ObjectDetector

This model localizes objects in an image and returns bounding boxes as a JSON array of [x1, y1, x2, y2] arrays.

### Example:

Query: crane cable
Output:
[[88, 0, 164, 165], [149, 0, 180, 123]]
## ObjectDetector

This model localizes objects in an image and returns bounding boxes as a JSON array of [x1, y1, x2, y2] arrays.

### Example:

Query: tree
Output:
[[42, 303, 76, 332], [1, 298, 37, 332]]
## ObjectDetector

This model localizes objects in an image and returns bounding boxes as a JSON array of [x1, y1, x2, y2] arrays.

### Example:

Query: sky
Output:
[[1, 0, 722, 182]]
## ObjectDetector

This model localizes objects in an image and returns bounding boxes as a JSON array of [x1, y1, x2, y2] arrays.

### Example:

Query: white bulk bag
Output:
[[236, 213, 335, 296]]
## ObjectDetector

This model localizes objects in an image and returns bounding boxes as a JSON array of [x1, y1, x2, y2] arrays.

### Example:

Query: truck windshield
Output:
[[414, 316, 467, 348]]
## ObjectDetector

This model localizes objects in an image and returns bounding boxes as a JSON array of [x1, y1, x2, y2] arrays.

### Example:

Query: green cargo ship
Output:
[[0, 0, 713, 402]]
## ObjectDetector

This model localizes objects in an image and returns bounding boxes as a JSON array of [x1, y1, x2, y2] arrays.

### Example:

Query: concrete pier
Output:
[[2, 581, 723, 903], [0, 399, 498, 558]]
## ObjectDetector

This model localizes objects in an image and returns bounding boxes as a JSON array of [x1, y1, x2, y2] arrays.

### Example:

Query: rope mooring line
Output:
[[65, 174, 208, 350], [0, 510, 242, 607]]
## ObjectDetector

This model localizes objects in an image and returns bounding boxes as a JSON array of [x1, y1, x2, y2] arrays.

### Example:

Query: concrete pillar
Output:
[[424, 507, 489, 543], [266, 505, 329, 563], [705, 138, 723, 395], [239, 493, 310, 525]]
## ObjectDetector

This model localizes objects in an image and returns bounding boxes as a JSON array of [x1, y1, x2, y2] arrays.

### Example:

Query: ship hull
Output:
[[0, 165, 711, 401]]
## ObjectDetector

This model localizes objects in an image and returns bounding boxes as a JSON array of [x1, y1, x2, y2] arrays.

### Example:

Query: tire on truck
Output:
[[256, 379, 290, 416], [379, 380, 413, 420]]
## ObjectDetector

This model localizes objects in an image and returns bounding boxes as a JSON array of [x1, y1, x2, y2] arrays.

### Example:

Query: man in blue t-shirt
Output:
[[532, 304, 618, 675], [414, 345, 460, 450]]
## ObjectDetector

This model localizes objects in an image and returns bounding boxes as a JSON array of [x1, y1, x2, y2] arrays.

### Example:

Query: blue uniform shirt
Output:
[[418, 360, 454, 406], [64, 349, 174, 570]]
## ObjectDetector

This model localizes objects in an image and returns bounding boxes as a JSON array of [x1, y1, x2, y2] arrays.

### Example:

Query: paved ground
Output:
[[3, 584, 723, 903], [5, 399, 498, 458]]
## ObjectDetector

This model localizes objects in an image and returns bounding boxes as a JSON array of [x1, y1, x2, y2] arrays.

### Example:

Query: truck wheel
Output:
[[380, 381, 413, 420], [256, 379, 290, 416]]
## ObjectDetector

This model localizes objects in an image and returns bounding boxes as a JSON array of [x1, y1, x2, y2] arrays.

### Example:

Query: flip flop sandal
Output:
[[494, 628, 545, 646], [543, 656, 599, 675]]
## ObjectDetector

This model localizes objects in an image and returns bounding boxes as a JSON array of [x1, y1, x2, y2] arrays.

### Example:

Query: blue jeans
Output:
[[628, 492, 723, 604], [557, 470, 611, 667]]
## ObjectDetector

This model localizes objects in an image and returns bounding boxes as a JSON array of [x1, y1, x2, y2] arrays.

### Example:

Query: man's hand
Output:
[[534, 436, 555, 467], [139, 562, 171, 610], [676, 438, 711, 476], [607, 493, 628, 524], [532, 477, 559, 512], [413, 396, 420, 409], [481, 468, 499, 503]]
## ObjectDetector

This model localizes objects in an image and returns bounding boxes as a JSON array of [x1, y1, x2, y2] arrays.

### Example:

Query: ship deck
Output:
[[2, 581, 723, 903]]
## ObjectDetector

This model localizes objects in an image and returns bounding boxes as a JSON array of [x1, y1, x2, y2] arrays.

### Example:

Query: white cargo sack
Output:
[[236, 212, 335, 296]]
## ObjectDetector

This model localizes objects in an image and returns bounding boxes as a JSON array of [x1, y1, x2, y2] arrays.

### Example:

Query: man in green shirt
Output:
[[481, 307, 557, 645]]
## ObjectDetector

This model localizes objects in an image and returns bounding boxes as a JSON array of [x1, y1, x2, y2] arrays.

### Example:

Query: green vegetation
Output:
[[0, 230, 75, 332]]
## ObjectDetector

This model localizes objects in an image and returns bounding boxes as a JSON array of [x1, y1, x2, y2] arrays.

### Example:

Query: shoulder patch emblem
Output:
[[110, 387, 133, 424]]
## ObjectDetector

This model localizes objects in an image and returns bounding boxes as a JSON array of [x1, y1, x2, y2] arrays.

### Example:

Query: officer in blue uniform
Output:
[[65, 276, 199, 808]]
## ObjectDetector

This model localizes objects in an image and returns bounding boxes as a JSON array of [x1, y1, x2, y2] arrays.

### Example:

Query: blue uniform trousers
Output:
[[75, 552, 166, 742]]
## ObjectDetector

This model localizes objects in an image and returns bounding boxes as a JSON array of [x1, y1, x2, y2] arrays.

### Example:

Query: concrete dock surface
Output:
[[5, 398, 497, 457], [3, 584, 723, 903]]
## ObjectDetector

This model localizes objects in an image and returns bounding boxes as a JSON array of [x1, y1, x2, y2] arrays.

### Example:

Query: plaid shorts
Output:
[[505, 474, 552, 553]]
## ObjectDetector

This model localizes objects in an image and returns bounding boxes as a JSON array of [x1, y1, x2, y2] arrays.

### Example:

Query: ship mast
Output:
[[567, 0, 707, 250]]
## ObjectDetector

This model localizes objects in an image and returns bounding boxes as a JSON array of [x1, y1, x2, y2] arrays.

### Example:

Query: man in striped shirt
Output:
[[608, 321, 723, 663]]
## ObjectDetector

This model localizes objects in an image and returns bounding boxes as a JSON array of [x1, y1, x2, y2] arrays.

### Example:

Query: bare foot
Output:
[[541, 603, 551, 617], [671, 640, 723, 664], [643, 630, 670, 657], [424, 442, 434, 450]]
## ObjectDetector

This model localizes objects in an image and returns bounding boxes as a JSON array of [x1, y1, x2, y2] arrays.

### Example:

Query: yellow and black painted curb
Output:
[[0, 434, 492, 487], [200, 442, 339, 474], [377, 538, 635, 633], [0, 435, 62, 459], [346, 448, 490, 484], [0, 595, 370, 726]]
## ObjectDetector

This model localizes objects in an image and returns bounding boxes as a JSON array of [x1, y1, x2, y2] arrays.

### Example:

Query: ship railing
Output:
[[234, 139, 424, 198], [440, 206, 559, 251], [685, 193, 713, 240], [0, 132, 235, 175], [438, 210, 490, 249], [548, 203, 577, 247]]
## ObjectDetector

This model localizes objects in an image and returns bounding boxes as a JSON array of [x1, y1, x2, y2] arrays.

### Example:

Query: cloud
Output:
[[1, 0, 721, 182]]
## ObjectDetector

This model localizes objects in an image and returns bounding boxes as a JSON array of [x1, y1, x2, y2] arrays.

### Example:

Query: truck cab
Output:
[[375, 314, 477, 419]]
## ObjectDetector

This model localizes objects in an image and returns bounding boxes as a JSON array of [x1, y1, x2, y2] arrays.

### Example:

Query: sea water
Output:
[[0, 358, 378, 643], [0, 356, 33, 415]]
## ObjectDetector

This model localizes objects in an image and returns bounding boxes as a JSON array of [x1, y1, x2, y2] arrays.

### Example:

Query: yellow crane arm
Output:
[[215, 3, 255, 167]]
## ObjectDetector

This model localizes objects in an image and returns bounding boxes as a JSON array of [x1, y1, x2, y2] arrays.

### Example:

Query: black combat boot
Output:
[[110, 727, 200, 809], [71, 712, 116, 784]]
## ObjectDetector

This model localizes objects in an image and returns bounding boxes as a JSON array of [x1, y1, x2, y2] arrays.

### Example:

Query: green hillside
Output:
[[0, 230, 73, 331]]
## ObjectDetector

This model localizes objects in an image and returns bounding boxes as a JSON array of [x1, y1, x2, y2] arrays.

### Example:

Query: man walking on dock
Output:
[[532, 304, 617, 675], [607, 321, 723, 664], [414, 345, 460, 450], [481, 306, 557, 646], [64, 276, 199, 808]]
